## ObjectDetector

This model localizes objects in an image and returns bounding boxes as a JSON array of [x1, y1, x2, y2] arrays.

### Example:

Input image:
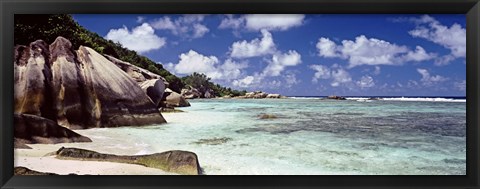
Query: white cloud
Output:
[[219, 14, 244, 29], [316, 35, 435, 68], [284, 72, 300, 88], [151, 17, 176, 30], [417, 68, 448, 86], [409, 15, 466, 64], [310, 64, 331, 83], [331, 68, 352, 87], [173, 50, 219, 75], [374, 66, 381, 75], [244, 14, 305, 31], [193, 24, 209, 38], [262, 50, 302, 77], [403, 46, 437, 62], [230, 29, 276, 58], [150, 15, 209, 38], [265, 80, 283, 89], [434, 54, 457, 66], [136, 16, 146, 23], [105, 23, 166, 53], [225, 25, 302, 88], [454, 80, 466, 91], [169, 50, 248, 81], [309, 64, 352, 87], [407, 80, 420, 88], [356, 75, 375, 88], [232, 75, 255, 88], [316, 37, 340, 57], [163, 62, 176, 74], [219, 59, 249, 80], [218, 14, 305, 31]]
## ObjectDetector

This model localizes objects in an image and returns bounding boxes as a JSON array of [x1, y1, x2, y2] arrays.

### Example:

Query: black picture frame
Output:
[[1, 0, 479, 188]]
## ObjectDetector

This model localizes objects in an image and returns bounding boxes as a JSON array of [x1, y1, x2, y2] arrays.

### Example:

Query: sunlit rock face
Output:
[[14, 36, 167, 131]]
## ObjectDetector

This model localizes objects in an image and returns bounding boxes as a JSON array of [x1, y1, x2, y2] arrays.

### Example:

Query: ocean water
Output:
[[77, 98, 466, 175]]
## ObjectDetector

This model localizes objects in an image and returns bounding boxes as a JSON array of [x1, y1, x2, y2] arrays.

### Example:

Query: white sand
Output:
[[14, 138, 177, 175], [15, 156, 175, 175]]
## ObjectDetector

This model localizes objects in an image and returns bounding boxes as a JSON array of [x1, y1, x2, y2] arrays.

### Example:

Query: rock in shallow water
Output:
[[56, 147, 202, 175], [327, 95, 346, 100], [258, 114, 278, 119], [192, 137, 232, 145], [165, 90, 191, 107], [14, 114, 92, 145]]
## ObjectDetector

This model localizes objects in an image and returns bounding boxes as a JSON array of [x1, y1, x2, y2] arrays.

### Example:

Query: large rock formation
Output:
[[104, 54, 192, 109], [56, 147, 202, 175], [203, 88, 215, 98], [235, 91, 285, 99], [266, 94, 282, 98], [140, 79, 166, 108], [181, 86, 216, 99], [181, 87, 202, 99], [14, 114, 92, 144], [14, 41, 54, 120], [14, 37, 167, 130], [104, 54, 166, 84], [165, 89, 191, 107]]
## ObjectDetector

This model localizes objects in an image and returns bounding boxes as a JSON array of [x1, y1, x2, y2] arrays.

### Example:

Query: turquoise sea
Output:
[[79, 98, 466, 175]]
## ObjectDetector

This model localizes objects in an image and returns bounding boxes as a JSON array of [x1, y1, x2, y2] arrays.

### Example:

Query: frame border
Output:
[[1, 0, 479, 188]]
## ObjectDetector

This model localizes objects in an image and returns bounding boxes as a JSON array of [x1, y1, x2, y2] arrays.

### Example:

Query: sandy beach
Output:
[[14, 144, 177, 175], [14, 113, 186, 175]]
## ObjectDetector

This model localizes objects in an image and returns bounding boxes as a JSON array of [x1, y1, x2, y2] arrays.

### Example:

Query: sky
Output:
[[73, 14, 466, 96]]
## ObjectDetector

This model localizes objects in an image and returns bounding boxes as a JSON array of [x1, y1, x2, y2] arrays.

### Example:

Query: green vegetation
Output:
[[14, 14, 184, 93], [181, 72, 247, 97], [14, 14, 246, 97]]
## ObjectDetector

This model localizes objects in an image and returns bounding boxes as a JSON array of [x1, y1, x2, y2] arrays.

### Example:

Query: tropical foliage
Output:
[[14, 14, 245, 97], [182, 73, 246, 97], [14, 14, 184, 92]]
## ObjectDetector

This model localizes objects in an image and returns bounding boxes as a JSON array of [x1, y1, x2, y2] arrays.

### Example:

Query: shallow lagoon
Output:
[[76, 98, 466, 175]]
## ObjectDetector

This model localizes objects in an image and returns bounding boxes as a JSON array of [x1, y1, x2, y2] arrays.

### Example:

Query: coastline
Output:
[[15, 98, 466, 175], [13, 114, 189, 175]]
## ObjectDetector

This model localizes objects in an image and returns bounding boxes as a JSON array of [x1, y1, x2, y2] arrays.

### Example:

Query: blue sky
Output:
[[73, 14, 466, 96]]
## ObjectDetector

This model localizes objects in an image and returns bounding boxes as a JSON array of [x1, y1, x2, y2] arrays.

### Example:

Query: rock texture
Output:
[[140, 79, 166, 108], [14, 167, 58, 175], [327, 95, 346, 100], [14, 41, 54, 120], [56, 147, 201, 175], [181, 87, 202, 99], [165, 89, 191, 107], [236, 91, 286, 99], [14, 37, 167, 130], [203, 89, 215, 98], [191, 137, 232, 145], [14, 138, 32, 149], [266, 94, 282, 98], [104, 54, 166, 84], [14, 114, 92, 144], [181, 86, 217, 99], [258, 114, 278, 119]]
